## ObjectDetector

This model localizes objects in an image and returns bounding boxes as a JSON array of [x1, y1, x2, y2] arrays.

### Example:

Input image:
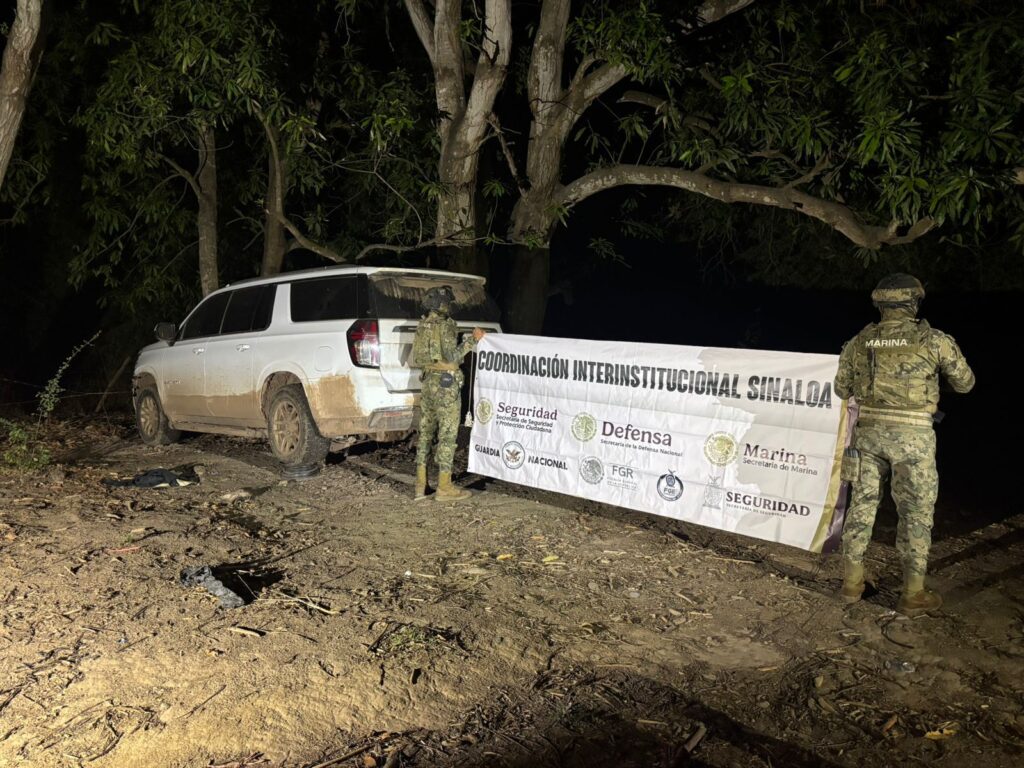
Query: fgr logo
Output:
[[571, 412, 597, 442], [501, 441, 526, 469], [657, 471, 684, 501], [579, 455, 604, 484], [475, 398, 494, 424]]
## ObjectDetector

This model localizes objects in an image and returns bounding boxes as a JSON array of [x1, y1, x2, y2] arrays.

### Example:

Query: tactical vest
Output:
[[412, 314, 457, 367], [849, 318, 940, 412]]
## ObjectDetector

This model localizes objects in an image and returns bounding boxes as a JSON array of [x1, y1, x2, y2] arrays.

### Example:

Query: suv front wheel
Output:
[[267, 384, 330, 468], [135, 387, 181, 446]]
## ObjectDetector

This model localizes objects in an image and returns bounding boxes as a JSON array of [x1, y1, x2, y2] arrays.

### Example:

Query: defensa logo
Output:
[[657, 471, 684, 501], [572, 412, 598, 441], [602, 421, 672, 446], [502, 441, 526, 469], [704, 432, 738, 466], [579, 456, 604, 484], [475, 398, 493, 424]]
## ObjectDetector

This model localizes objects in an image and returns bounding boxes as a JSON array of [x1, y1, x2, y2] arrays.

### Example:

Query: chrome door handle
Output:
[[193, 347, 205, 355], [236, 344, 250, 351]]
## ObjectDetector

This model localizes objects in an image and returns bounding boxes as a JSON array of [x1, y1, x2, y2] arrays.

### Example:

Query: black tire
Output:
[[266, 384, 330, 467], [135, 386, 181, 446]]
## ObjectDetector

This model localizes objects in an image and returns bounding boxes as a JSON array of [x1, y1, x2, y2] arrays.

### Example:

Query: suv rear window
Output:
[[221, 284, 275, 334], [290, 275, 366, 322], [369, 273, 499, 321]]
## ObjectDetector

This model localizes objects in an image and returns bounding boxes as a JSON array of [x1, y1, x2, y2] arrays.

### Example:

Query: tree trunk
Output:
[[0, 0, 45, 191], [504, 244, 550, 334], [404, 0, 511, 280], [196, 124, 219, 296], [261, 127, 286, 276]]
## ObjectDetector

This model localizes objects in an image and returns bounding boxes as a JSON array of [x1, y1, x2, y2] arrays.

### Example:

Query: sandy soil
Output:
[[0, 419, 1021, 767]]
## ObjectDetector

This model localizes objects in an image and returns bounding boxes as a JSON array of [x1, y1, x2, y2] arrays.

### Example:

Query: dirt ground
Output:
[[1, 419, 1022, 768]]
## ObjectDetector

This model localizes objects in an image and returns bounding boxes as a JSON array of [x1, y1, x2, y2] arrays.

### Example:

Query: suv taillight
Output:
[[347, 319, 380, 368]]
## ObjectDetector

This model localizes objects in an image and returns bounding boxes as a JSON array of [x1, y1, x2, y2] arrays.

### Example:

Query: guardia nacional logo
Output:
[[475, 398, 493, 425], [571, 412, 597, 442], [501, 441, 526, 469], [703, 432, 738, 466]]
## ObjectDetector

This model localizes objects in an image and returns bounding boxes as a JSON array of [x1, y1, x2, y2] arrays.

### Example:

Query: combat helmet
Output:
[[871, 273, 924, 308], [422, 285, 456, 314]]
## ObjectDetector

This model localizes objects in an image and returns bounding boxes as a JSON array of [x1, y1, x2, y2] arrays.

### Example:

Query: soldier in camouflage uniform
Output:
[[412, 285, 485, 502], [835, 274, 975, 617]]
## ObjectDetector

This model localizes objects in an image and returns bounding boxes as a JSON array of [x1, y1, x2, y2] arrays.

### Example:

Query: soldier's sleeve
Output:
[[834, 337, 856, 400], [935, 331, 975, 393], [457, 332, 477, 360]]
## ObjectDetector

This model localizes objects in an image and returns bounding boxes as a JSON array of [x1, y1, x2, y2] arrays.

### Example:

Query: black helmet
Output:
[[423, 285, 456, 314], [871, 273, 925, 307]]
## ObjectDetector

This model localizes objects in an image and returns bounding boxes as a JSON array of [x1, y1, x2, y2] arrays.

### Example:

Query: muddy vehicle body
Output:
[[132, 267, 501, 467]]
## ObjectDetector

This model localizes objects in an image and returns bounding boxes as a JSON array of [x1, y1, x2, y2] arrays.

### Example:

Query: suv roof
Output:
[[222, 265, 485, 292]]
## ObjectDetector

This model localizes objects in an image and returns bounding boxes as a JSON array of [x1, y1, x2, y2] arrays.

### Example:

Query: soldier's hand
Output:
[[473, 327, 486, 341]]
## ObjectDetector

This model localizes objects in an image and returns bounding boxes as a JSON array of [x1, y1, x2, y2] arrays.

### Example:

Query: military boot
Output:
[[897, 589, 942, 617], [414, 464, 428, 501], [435, 471, 471, 502], [839, 558, 865, 604], [897, 573, 942, 617]]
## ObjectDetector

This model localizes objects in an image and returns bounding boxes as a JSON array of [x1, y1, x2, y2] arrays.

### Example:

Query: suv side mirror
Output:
[[154, 322, 177, 343]]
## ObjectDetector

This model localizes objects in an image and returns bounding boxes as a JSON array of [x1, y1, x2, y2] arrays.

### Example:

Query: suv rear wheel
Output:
[[135, 387, 181, 445], [267, 385, 330, 467]]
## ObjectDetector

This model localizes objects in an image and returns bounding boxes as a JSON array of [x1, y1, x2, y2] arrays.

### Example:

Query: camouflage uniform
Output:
[[835, 274, 974, 613], [413, 310, 475, 473]]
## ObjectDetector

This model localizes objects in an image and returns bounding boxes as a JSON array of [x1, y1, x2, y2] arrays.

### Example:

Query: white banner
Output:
[[468, 334, 849, 552]]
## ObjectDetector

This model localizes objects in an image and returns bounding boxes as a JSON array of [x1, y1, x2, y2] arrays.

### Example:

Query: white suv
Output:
[[132, 266, 501, 468]]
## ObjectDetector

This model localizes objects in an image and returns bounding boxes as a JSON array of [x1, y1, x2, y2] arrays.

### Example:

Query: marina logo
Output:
[[501, 441, 526, 469], [475, 398, 493, 424], [572, 412, 598, 442], [579, 456, 605, 484], [657, 471, 684, 501], [704, 432, 738, 466]]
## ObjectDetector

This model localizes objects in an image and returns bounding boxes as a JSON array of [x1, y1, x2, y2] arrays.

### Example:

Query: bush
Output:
[[0, 332, 100, 471]]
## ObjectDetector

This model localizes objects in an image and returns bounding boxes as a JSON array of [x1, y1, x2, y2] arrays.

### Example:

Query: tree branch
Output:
[[528, 0, 571, 120], [403, 0, 436, 67], [487, 112, 527, 195], [0, 0, 46, 191], [433, 0, 466, 136], [783, 153, 831, 189], [557, 164, 937, 250], [679, 0, 757, 31], [463, 0, 512, 144], [354, 236, 449, 262], [256, 110, 344, 264], [158, 153, 201, 199], [618, 90, 669, 113]]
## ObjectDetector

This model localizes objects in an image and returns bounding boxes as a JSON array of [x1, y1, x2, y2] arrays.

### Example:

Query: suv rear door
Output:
[[367, 271, 501, 392]]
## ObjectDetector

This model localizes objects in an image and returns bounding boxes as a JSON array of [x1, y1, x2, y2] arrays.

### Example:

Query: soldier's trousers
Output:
[[416, 372, 462, 472], [842, 421, 938, 580]]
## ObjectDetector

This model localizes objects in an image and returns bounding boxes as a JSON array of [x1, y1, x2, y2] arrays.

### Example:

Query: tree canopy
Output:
[[1, 0, 1022, 346]]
